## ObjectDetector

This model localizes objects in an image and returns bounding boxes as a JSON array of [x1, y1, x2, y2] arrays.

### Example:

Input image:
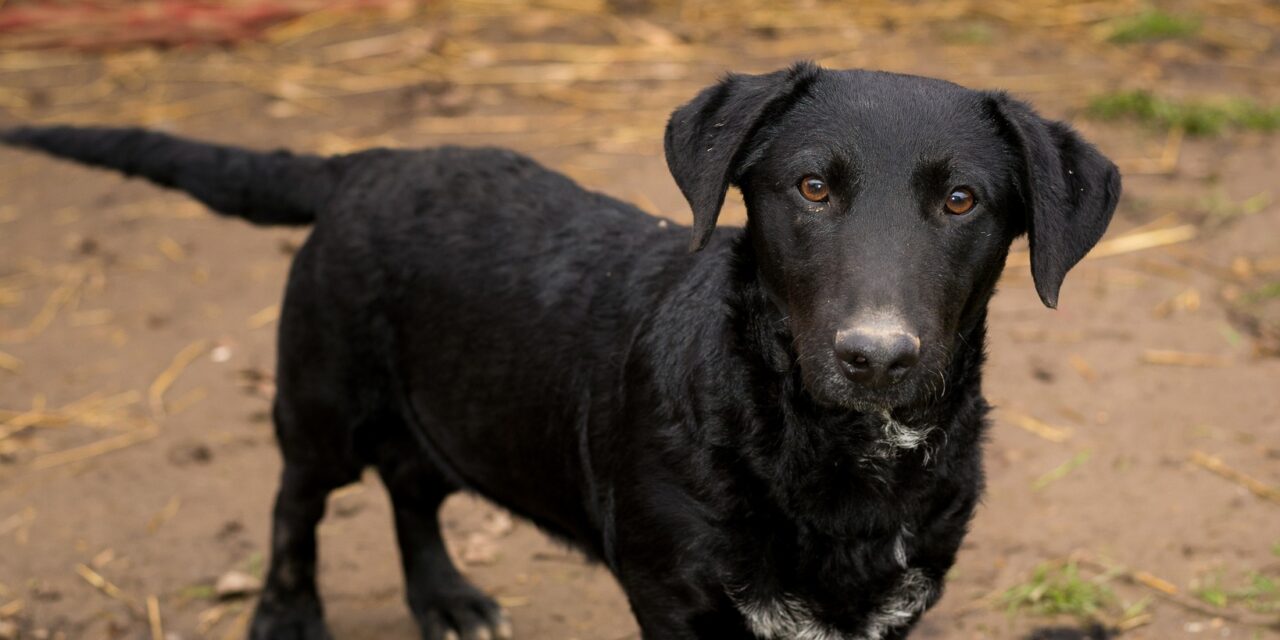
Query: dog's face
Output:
[[666, 64, 1120, 409]]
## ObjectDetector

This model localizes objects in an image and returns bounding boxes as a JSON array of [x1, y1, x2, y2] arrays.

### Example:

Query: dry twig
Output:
[[1189, 450, 1280, 504], [1007, 225, 1198, 268], [149, 340, 212, 417], [147, 595, 164, 640], [31, 422, 160, 471], [1001, 408, 1073, 443], [75, 563, 142, 616], [1142, 350, 1230, 368], [1075, 554, 1280, 631]]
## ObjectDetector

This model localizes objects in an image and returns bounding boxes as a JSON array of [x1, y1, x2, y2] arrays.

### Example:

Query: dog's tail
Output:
[[2, 125, 335, 226]]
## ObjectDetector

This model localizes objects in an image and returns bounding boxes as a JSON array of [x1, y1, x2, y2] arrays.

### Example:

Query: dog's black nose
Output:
[[834, 328, 920, 388]]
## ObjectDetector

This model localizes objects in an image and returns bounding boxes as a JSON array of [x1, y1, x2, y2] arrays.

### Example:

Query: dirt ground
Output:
[[1, 1, 1279, 639]]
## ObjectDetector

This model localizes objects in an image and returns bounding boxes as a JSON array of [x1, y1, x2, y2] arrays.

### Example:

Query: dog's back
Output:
[[301, 145, 720, 541]]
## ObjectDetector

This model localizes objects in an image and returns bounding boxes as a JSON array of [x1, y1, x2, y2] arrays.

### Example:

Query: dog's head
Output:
[[666, 63, 1120, 410]]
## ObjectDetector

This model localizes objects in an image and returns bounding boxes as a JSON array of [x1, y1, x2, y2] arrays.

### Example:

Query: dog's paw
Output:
[[249, 598, 333, 640], [411, 589, 512, 640]]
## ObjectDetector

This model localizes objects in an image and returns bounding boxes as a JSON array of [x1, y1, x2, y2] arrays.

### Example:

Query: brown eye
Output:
[[799, 176, 829, 202], [944, 187, 976, 215]]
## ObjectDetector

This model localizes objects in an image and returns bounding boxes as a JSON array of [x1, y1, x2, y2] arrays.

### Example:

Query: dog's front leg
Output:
[[603, 466, 762, 638], [628, 595, 758, 640], [616, 561, 757, 640]]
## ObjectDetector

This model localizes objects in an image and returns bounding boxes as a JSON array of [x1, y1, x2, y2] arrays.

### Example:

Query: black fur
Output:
[[3, 64, 1119, 640]]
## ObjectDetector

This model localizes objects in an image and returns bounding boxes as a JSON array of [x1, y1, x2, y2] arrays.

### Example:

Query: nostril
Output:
[[886, 336, 920, 374], [887, 351, 919, 374], [835, 327, 920, 386]]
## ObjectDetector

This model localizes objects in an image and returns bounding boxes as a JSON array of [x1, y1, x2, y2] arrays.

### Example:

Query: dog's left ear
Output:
[[987, 93, 1122, 308], [665, 62, 821, 252]]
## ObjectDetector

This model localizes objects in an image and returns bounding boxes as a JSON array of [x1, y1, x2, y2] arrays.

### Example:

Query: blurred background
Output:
[[0, 1, 1278, 638]]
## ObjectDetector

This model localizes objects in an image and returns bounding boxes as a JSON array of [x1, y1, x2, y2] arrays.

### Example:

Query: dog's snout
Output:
[[834, 326, 920, 388]]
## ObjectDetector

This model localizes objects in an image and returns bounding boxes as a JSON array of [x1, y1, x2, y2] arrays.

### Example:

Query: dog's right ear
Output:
[[986, 93, 1122, 308], [665, 62, 821, 252]]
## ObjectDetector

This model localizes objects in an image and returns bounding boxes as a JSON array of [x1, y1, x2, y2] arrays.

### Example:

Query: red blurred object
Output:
[[0, 0, 403, 50]]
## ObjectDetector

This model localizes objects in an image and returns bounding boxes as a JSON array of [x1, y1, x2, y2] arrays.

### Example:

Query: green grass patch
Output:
[[1106, 9, 1200, 43], [1196, 571, 1280, 613], [1003, 561, 1117, 621], [1242, 281, 1280, 304], [1120, 596, 1153, 622], [1237, 573, 1280, 612], [1202, 190, 1273, 224], [1086, 90, 1280, 136], [1220, 323, 1245, 347], [940, 21, 996, 45], [179, 583, 218, 601], [241, 551, 265, 578], [1196, 580, 1230, 608]]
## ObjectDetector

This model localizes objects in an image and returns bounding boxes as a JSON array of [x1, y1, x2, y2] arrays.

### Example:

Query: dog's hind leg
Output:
[[250, 451, 358, 640], [376, 448, 511, 640], [249, 268, 367, 639]]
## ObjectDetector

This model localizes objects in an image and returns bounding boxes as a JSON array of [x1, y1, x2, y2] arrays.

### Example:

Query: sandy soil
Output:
[[1, 2, 1278, 639]]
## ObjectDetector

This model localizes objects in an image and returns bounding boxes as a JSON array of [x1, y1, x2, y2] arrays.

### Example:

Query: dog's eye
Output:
[[944, 187, 976, 215], [798, 176, 829, 202]]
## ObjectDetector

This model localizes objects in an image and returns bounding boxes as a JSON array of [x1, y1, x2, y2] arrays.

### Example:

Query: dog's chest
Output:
[[721, 398, 982, 638], [726, 474, 957, 640]]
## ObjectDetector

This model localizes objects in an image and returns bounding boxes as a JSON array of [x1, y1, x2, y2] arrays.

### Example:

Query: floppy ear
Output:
[[665, 62, 821, 252], [987, 93, 1122, 308]]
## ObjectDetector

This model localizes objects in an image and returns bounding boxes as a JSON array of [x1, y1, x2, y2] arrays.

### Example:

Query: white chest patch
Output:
[[858, 569, 936, 640], [876, 410, 938, 460], [736, 569, 935, 640], [849, 404, 939, 464], [738, 595, 843, 640]]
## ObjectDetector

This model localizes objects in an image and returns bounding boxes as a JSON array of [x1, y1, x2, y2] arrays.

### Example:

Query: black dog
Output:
[[3, 62, 1119, 640]]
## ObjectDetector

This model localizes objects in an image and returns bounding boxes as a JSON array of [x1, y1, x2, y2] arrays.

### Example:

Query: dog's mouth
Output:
[[804, 369, 913, 410], [799, 349, 945, 413], [834, 379, 920, 411]]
